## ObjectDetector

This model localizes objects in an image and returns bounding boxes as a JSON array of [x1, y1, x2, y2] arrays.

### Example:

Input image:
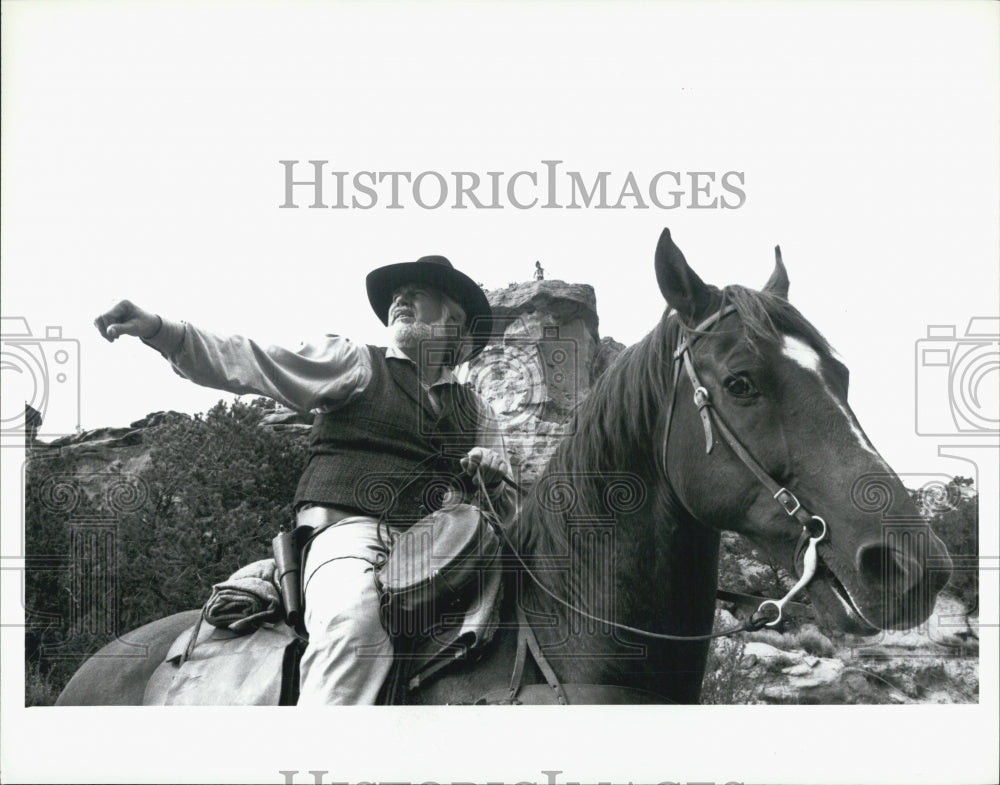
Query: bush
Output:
[[717, 533, 795, 602], [113, 399, 308, 623], [763, 653, 797, 673], [25, 660, 61, 708], [791, 627, 837, 658], [24, 398, 309, 704], [700, 615, 761, 704], [744, 628, 787, 649]]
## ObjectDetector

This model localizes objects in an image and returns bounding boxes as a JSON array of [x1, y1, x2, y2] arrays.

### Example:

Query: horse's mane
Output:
[[509, 282, 837, 602], [509, 310, 682, 603]]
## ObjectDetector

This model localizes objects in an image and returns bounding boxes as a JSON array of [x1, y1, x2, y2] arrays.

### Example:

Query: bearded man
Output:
[[95, 255, 514, 704]]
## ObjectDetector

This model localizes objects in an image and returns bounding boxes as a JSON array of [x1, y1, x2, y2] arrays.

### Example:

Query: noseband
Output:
[[663, 304, 827, 627]]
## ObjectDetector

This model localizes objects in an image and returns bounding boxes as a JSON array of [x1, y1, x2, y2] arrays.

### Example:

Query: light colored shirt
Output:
[[143, 318, 517, 515]]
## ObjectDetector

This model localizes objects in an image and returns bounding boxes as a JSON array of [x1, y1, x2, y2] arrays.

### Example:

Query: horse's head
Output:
[[655, 228, 952, 634]]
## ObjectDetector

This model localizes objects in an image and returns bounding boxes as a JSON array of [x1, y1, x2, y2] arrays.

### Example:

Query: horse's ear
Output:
[[655, 228, 714, 326], [763, 245, 790, 299]]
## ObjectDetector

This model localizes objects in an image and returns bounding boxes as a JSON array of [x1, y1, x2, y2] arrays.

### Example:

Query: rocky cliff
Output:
[[460, 280, 624, 484]]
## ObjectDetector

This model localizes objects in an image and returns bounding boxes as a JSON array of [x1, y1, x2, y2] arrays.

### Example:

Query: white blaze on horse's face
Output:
[[780, 335, 889, 467], [780, 334, 822, 374]]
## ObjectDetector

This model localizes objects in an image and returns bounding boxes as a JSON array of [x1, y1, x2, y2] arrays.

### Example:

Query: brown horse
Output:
[[57, 229, 952, 705]]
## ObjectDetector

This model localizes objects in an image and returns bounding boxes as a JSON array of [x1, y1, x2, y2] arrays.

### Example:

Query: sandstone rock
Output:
[[873, 594, 975, 650], [460, 279, 610, 488], [781, 662, 813, 677], [744, 641, 784, 660], [47, 425, 134, 447], [129, 410, 190, 429], [759, 655, 846, 701], [715, 608, 740, 630], [488, 280, 599, 338], [591, 336, 626, 382], [745, 629, 786, 650]]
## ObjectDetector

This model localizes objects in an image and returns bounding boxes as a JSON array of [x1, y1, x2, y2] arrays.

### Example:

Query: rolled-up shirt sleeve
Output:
[[142, 318, 372, 414]]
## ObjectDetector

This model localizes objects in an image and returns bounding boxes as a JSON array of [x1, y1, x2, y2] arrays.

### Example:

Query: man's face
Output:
[[389, 284, 447, 328], [388, 284, 467, 361]]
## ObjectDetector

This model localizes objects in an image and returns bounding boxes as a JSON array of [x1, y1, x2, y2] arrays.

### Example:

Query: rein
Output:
[[482, 474, 763, 642]]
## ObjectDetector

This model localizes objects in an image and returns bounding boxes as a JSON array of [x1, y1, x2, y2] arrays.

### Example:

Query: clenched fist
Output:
[[461, 446, 510, 490], [94, 300, 161, 342]]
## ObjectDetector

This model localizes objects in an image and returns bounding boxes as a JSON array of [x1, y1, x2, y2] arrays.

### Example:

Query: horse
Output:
[[57, 228, 953, 705]]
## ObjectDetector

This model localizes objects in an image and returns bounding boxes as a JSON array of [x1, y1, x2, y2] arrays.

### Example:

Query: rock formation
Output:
[[460, 280, 623, 485]]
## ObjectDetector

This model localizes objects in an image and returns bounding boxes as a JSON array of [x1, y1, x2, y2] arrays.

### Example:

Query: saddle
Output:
[[142, 557, 681, 705], [142, 554, 505, 706]]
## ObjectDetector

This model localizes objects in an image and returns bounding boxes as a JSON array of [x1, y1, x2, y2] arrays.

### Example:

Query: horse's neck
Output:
[[511, 316, 723, 697], [524, 490, 721, 694]]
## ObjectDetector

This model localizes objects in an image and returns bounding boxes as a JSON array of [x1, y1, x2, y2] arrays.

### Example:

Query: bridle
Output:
[[664, 303, 827, 628], [484, 300, 830, 644], [471, 298, 835, 704]]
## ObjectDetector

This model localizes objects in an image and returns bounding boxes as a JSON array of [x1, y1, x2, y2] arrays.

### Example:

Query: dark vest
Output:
[[294, 346, 482, 525]]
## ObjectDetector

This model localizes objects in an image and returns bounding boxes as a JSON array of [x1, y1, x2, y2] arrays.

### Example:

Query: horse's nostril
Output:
[[856, 544, 921, 596]]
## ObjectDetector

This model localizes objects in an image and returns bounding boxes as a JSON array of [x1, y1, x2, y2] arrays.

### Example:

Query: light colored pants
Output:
[[297, 517, 396, 705]]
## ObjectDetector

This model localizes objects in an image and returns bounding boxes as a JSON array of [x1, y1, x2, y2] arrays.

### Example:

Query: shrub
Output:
[[700, 616, 761, 705], [744, 628, 787, 649], [24, 398, 309, 704], [763, 653, 797, 673], [25, 660, 61, 708], [792, 627, 837, 658]]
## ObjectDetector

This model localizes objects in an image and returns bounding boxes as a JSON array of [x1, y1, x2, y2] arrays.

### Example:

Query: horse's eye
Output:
[[724, 375, 758, 398]]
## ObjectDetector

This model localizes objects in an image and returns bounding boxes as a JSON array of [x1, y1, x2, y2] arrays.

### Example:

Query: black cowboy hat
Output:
[[366, 255, 493, 359]]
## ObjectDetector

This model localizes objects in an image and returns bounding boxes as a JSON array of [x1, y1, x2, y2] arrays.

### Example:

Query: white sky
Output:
[[2, 2, 998, 783]]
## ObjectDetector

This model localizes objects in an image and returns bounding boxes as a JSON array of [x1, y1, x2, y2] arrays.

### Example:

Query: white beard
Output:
[[390, 321, 468, 368], [389, 320, 434, 350]]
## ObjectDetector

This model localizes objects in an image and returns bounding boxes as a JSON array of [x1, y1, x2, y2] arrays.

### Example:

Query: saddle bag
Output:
[[144, 620, 305, 705], [375, 502, 502, 626]]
